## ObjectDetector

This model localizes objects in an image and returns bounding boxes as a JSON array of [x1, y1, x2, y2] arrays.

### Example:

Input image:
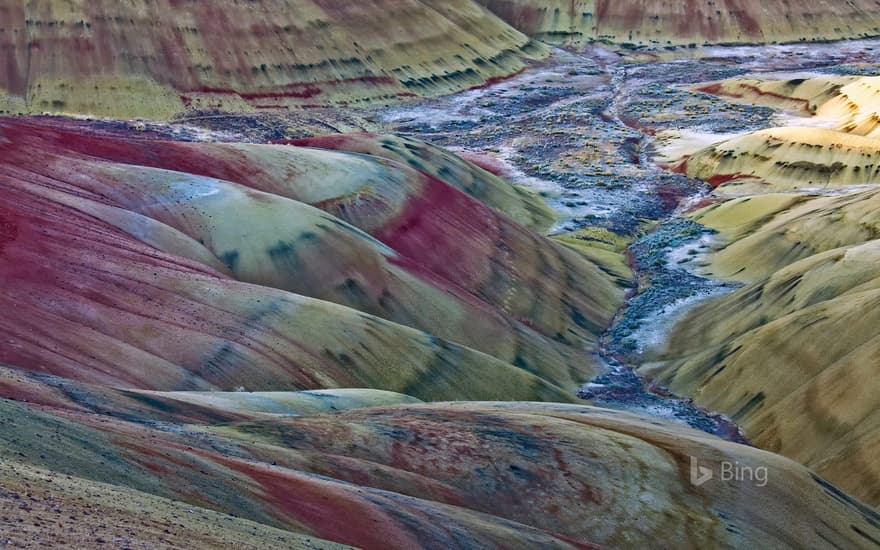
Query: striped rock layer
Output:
[[477, 0, 880, 47], [676, 126, 880, 191], [6, 2, 880, 119], [650, 75, 880, 507], [0, 0, 545, 118], [682, 75, 880, 191], [647, 190, 880, 507], [0, 118, 626, 400], [693, 76, 857, 115], [0, 369, 877, 549]]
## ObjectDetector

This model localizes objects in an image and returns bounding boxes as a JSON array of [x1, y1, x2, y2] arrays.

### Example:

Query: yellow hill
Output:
[[478, 0, 880, 46], [690, 191, 880, 281], [693, 76, 856, 114], [818, 76, 880, 137], [678, 126, 880, 191], [0, 0, 546, 119], [645, 191, 880, 506]]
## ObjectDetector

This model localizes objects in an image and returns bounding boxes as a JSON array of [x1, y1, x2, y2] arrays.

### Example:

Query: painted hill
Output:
[[0, 0, 545, 118], [0, 118, 627, 400], [0, 459, 353, 550], [667, 75, 880, 192], [674, 126, 880, 191], [7, 1, 880, 120], [693, 76, 857, 115], [0, 367, 878, 549], [650, 74, 880, 506], [477, 0, 880, 46], [287, 133, 557, 233], [644, 190, 880, 507], [695, 75, 880, 134]]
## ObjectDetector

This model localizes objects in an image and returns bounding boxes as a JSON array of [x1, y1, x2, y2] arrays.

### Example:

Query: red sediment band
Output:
[[594, 0, 761, 42], [466, 68, 525, 91], [372, 173, 498, 291], [663, 156, 746, 189], [669, 158, 690, 175], [696, 83, 813, 114], [695, 83, 725, 96], [705, 173, 747, 187], [279, 135, 368, 149], [184, 76, 399, 101], [198, 449, 421, 549]]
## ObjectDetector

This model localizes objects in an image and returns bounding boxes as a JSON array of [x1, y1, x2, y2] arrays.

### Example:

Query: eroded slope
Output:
[[0, 118, 629, 400], [478, 0, 880, 47], [645, 192, 880, 506], [0, 379, 877, 549], [677, 75, 880, 191], [675, 126, 880, 191], [0, 0, 545, 118]]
